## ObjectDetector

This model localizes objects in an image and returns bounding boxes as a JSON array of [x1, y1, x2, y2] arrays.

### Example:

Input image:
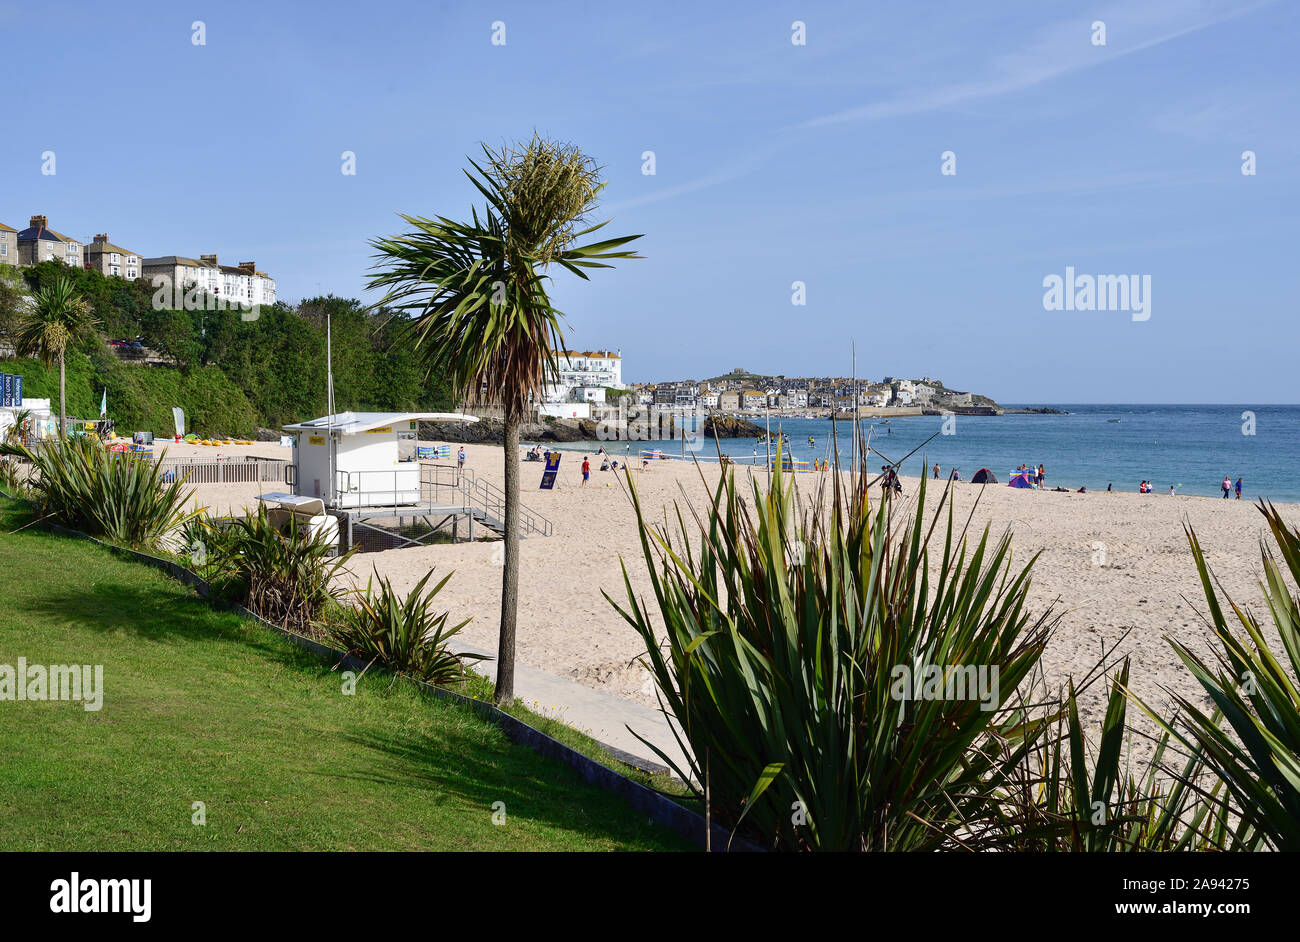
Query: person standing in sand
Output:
[[933, 463, 940, 479], [457, 446, 466, 470], [581, 456, 591, 486], [1236, 477, 1243, 499], [1222, 475, 1232, 499]]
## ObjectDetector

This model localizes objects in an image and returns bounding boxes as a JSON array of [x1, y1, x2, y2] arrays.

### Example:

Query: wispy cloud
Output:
[[799, 0, 1273, 129], [602, 140, 791, 213]]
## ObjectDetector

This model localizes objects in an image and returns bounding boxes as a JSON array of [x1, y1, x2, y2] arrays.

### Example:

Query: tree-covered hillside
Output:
[[0, 263, 452, 437]]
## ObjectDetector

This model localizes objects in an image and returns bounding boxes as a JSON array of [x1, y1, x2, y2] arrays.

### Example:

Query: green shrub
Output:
[[610, 455, 1063, 851], [208, 506, 353, 637], [6, 437, 199, 549], [0, 350, 97, 420], [1139, 502, 1300, 851], [992, 660, 1243, 851], [177, 514, 241, 587], [332, 569, 484, 686]]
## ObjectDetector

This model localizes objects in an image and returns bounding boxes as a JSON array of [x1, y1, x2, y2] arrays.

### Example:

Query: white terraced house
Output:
[[142, 253, 276, 308], [541, 348, 624, 403]]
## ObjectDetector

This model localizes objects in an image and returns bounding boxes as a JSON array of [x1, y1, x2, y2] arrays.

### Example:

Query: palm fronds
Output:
[[366, 139, 641, 418], [12, 277, 96, 367], [214, 507, 353, 637], [993, 660, 1246, 851], [608, 448, 1063, 851], [332, 569, 485, 686], [1136, 501, 1300, 850], [8, 437, 199, 549]]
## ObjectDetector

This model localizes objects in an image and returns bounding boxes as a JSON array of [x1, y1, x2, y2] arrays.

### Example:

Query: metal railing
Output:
[[330, 464, 553, 537], [451, 465, 553, 537], [160, 457, 289, 485], [332, 466, 426, 513]]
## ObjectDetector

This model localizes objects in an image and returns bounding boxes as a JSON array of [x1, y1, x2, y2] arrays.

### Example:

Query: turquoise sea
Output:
[[538, 405, 1300, 502]]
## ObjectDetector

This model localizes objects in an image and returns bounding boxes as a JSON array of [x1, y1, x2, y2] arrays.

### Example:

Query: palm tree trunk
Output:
[[58, 351, 66, 441], [494, 409, 521, 704]]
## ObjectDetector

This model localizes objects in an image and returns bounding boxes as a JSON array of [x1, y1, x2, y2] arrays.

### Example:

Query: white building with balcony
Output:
[[142, 254, 277, 309], [541, 349, 623, 403]]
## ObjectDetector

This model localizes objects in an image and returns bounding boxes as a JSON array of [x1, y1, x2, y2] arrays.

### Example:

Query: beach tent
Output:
[[971, 468, 997, 484], [1008, 470, 1034, 488]]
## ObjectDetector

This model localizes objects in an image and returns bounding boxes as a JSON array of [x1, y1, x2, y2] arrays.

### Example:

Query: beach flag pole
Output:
[[765, 406, 772, 489], [326, 308, 335, 505], [851, 342, 859, 476]]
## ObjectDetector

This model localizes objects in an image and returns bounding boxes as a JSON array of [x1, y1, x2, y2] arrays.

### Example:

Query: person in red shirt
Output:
[[581, 456, 591, 486]]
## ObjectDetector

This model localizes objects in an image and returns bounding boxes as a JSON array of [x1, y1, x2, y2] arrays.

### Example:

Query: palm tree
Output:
[[3, 409, 32, 445], [369, 136, 641, 704], [14, 276, 96, 440]]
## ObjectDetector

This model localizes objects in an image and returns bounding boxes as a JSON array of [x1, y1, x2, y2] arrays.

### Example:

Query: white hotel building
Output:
[[142, 254, 277, 308], [538, 349, 624, 418]]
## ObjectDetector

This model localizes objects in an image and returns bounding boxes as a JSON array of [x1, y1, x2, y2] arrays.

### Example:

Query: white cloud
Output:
[[799, 0, 1274, 128]]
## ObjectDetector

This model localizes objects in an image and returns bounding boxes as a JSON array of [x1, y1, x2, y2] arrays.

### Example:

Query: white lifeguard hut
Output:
[[267, 409, 551, 552], [281, 411, 477, 509]]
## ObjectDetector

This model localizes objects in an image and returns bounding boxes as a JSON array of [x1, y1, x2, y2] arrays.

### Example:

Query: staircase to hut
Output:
[[420, 465, 552, 538]]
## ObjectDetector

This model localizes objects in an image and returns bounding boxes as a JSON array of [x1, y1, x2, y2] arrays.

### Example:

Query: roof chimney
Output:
[[238, 261, 256, 275], [94, 234, 108, 244], [200, 254, 218, 266], [30, 215, 48, 229]]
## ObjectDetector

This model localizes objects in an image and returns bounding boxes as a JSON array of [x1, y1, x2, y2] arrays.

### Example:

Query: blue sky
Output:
[[2, 0, 1296, 401]]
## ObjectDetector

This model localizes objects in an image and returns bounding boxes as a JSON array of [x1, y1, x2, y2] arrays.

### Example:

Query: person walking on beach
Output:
[[1222, 475, 1232, 499], [581, 456, 591, 486], [457, 446, 466, 470], [1037, 464, 1045, 488], [933, 462, 940, 479], [1235, 477, 1243, 499]]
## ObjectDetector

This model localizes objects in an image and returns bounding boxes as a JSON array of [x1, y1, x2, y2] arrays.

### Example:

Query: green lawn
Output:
[[0, 497, 691, 851]]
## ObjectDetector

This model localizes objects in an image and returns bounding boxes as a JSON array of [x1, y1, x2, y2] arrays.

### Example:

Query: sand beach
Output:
[[163, 435, 1300, 758]]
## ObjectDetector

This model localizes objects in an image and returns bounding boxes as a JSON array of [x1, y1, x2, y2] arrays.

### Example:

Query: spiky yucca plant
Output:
[[609, 448, 1063, 851], [6, 437, 199, 549], [992, 660, 1249, 851], [178, 514, 241, 584], [219, 506, 353, 637], [1138, 502, 1300, 850], [332, 569, 484, 686]]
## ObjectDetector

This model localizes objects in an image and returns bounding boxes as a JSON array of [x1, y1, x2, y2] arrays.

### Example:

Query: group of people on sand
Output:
[[1015, 463, 1046, 487], [1134, 476, 1243, 498], [1137, 481, 1180, 496], [933, 463, 963, 481]]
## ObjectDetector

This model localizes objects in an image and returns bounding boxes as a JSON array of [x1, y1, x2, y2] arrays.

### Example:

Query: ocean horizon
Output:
[[537, 403, 1300, 502]]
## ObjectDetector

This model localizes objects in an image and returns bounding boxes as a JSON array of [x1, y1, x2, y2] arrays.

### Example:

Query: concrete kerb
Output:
[[0, 490, 760, 852]]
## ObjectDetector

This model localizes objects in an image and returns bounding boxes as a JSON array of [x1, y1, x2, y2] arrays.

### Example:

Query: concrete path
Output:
[[460, 643, 693, 777]]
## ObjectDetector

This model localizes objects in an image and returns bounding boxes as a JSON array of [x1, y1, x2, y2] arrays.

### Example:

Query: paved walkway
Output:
[[460, 643, 692, 776]]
